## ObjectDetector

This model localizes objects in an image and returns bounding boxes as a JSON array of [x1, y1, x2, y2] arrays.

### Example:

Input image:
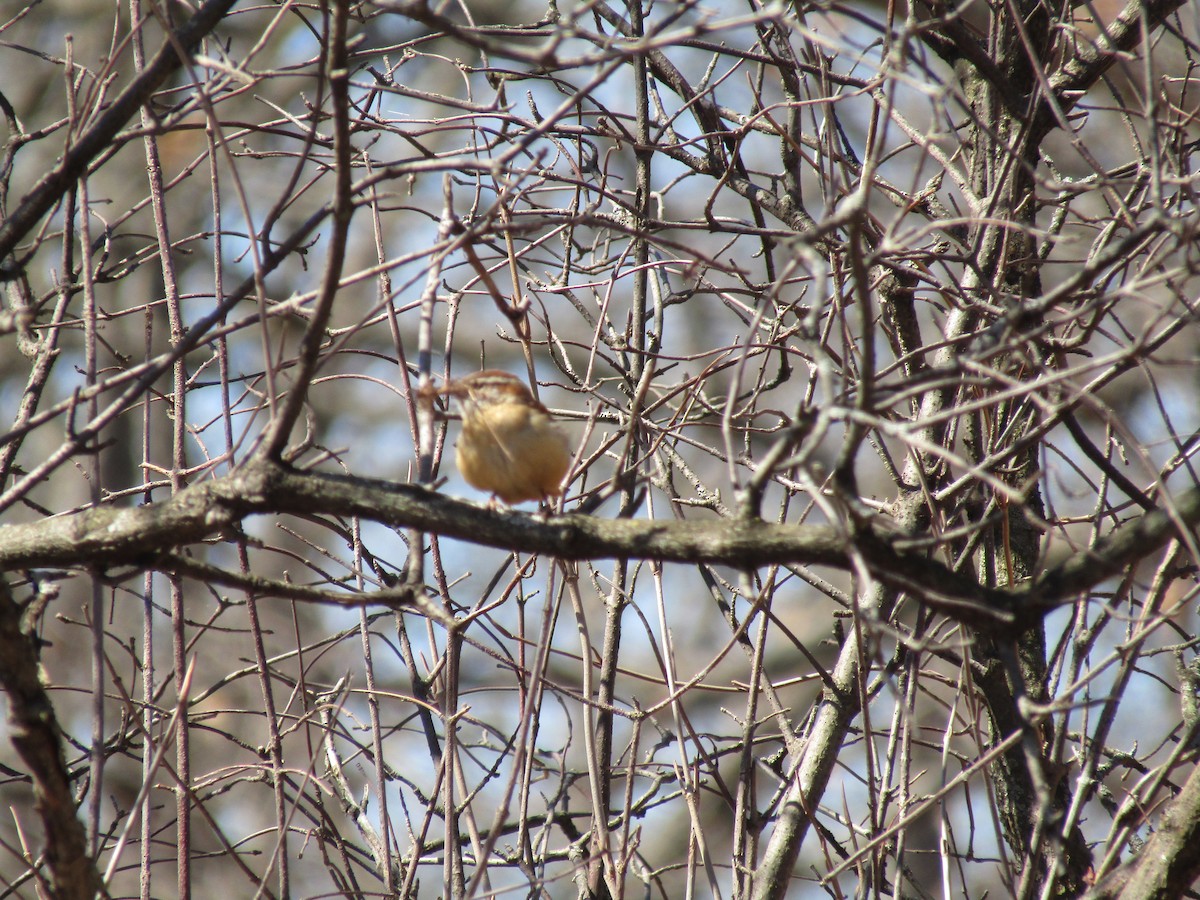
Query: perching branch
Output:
[[2, 457, 1196, 632]]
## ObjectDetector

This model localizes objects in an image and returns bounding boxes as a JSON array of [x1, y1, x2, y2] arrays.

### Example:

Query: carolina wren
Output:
[[435, 370, 571, 505]]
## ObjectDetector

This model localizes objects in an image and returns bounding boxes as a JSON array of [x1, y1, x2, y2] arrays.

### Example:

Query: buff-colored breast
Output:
[[455, 400, 570, 503]]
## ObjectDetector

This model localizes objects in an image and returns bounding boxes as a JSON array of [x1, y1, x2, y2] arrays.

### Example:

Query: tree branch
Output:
[[1037, 0, 1188, 137], [1086, 759, 1200, 899], [2, 459, 1196, 632], [0, 580, 100, 899], [0, 0, 239, 275]]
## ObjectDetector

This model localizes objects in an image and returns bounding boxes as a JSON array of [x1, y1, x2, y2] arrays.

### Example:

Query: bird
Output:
[[434, 370, 571, 506]]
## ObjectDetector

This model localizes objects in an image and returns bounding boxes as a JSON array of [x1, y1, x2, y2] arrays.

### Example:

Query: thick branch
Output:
[[1086, 760, 1200, 899], [1, 460, 1197, 631], [1036, 0, 1187, 138], [0, 580, 100, 898], [1025, 487, 1200, 610]]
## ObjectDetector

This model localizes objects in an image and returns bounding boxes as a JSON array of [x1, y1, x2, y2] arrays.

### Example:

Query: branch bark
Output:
[[1086, 760, 1200, 899], [1, 458, 1196, 632], [0, 580, 100, 899]]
